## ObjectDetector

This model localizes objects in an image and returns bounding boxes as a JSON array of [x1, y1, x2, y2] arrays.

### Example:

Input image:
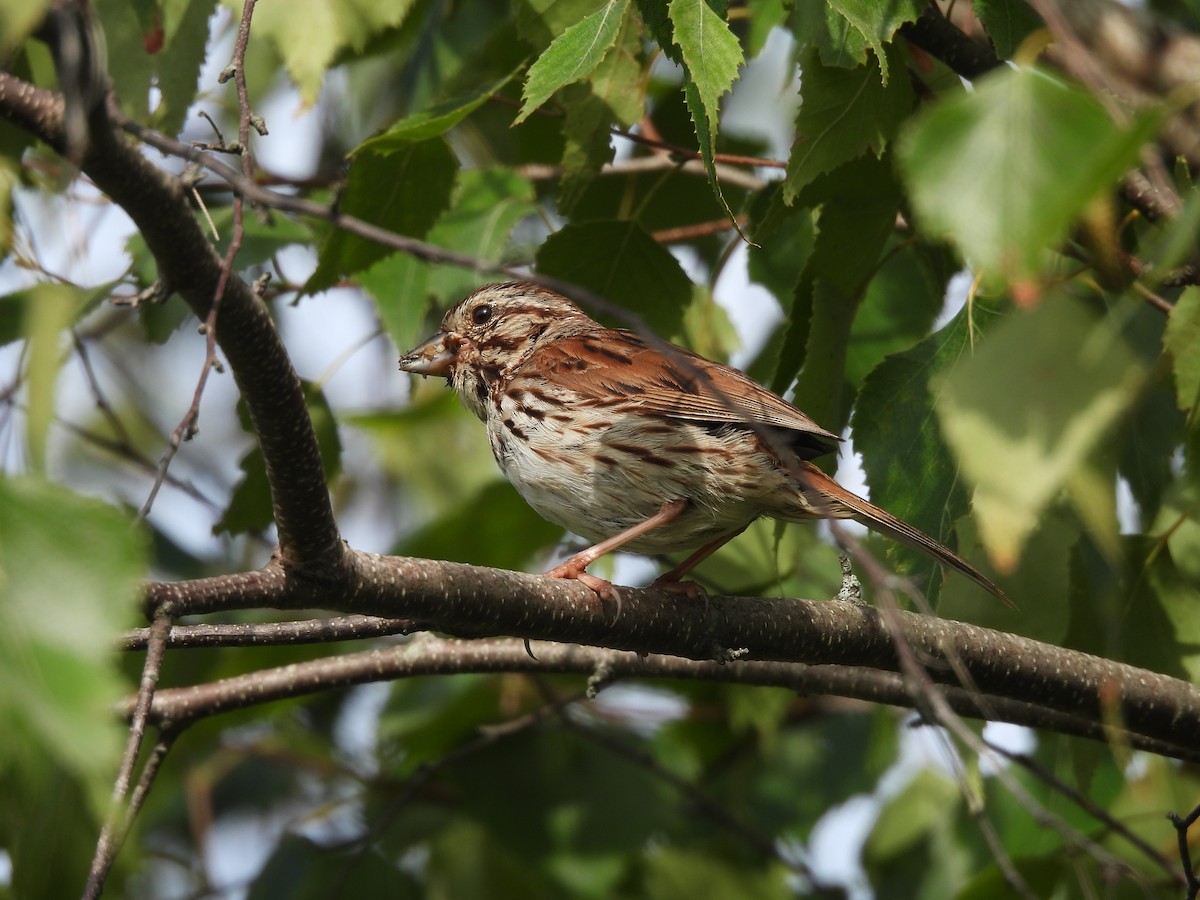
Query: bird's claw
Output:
[[545, 563, 623, 619]]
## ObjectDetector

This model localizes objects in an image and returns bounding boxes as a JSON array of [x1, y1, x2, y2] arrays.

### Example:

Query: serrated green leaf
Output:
[[854, 298, 1004, 602], [558, 86, 618, 212], [1165, 286, 1200, 415], [535, 220, 692, 335], [305, 139, 458, 294], [156, 0, 215, 135], [779, 154, 902, 432], [358, 68, 524, 152], [361, 167, 537, 350], [843, 237, 943, 389], [557, 11, 644, 209], [669, 0, 743, 126], [1120, 535, 1200, 680], [898, 66, 1157, 281], [784, 45, 912, 200], [96, 0, 213, 132], [0, 478, 145, 818], [936, 295, 1146, 570], [814, 0, 924, 82], [516, 0, 629, 123], [682, 80, 745, 239]]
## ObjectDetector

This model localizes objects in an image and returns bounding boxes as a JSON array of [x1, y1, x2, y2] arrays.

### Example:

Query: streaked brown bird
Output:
[[398, 282, 1009, 607]]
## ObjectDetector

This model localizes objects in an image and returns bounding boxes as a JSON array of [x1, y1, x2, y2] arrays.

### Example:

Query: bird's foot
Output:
[[545, 560, 623, 619]]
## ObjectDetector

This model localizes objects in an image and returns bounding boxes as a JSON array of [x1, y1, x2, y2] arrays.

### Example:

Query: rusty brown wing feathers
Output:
[[535, 328, 842, 457]]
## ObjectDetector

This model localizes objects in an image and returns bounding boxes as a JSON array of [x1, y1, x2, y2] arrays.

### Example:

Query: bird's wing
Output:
[[532, 329, 841, 452]]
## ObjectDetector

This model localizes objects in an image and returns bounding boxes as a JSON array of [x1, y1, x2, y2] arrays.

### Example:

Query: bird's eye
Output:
[[471, 304, 493, 325]]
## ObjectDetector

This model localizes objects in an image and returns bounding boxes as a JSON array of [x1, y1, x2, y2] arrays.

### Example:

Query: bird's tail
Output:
[[785, 462, 1014, 608]]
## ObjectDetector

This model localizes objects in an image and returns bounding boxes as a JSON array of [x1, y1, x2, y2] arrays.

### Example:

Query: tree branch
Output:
[[0, 71, 343, 571], [140, 552, 1200, 757]]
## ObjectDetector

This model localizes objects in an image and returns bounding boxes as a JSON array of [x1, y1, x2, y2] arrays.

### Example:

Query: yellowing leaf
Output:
[[899, 67, 1156, 281], [936, 296, 1146, 570], [241, 0, 416, 105]]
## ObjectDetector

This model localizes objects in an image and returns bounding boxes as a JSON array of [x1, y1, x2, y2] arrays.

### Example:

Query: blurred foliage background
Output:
[[3, 0, 1200, 896]]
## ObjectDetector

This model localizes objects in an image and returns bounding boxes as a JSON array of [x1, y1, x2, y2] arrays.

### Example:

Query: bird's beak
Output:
[[398, 332, 461, 378]]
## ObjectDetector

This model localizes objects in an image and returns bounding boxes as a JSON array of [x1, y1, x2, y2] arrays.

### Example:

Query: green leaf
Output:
[[360, 252, 432, 356], [0, 0, 51, 52], [683, 80, 746, 239], [516, 0, 629, 123], [669, 0, 747, 235], [398, 480, 564, 569], [898, 66, 1157, 281], [0, 155, 15, 253], [305, 138, 458, 294], [804, 0, 925, 82], [668, 0, 743, 127], [155, 0, 216, 136], [777, 154, 902, 432], [843, 237, 943, 389], [746, 0, 787, 57], [936, 295, 1147, 570], [784, 45, 912, 200], [97, 0, 214, 133], [515, 0, 611, 46], [746, 189, 816, 308], [974, 0, 1044, 60], [535, 220, 693, 335], [214, 382, 342, 537], [1165, 286, 1200, 415], [357, 68, 524, 152], [864, 768, 969, 896], [855, 298, 1004, 603], [361, 167, 537, 350], [1121, 535, 1200, 680], [248, 834, 420, 899], [0, 478, 145, 817], [557, 14, 643, 209], [24, 284, 78, 472], [557, 86, 619, 213], [204, 206, 314, 269], [234, 0, 418, 105], [349, 392, 500, 515], [643, 847, 792, 900]]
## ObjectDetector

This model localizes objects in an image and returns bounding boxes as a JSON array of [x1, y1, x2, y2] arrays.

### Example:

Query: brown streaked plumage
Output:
[[398, 281, 1010, 607]]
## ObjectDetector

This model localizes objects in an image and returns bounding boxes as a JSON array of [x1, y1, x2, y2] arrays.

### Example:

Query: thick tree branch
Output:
[[142, 552, 1200, 757], [0, 71, 343, 571]]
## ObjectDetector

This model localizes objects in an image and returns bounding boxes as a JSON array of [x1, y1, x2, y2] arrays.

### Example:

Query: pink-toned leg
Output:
[[545, 499, 689, 614], [653, 524, 748, 591]]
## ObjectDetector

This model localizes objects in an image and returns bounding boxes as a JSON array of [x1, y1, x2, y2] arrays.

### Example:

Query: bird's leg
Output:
[[545, 499, 690, 613], [652, 524, 749, 597]]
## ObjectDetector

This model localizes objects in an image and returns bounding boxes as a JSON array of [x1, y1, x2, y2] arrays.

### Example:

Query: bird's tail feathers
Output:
[[790, 463, 1014, 608]]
